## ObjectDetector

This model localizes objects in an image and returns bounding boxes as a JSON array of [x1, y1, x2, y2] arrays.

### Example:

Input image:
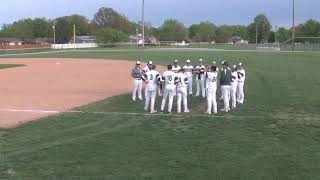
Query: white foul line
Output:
[[0, 108, 265, 119]]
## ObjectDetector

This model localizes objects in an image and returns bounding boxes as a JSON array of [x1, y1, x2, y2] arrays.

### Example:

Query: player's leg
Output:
[[144, 90, 151, 111], [188, 77, 193, 95], [226, 86, 231, 111], [161, 87, 169, 112], [238, 83, 244, 104], [176, 89, 182, 113], [150, 90, 157, 113], [158, 85, 162, 97], [196, 79, 200, 96], [231, 86, 237, 108], [240, 83, 245, 104], [132, 79, 138, 101], [168, 88, 175, 113], [138, 80, 143, 100], [212, 89, 217, 114], [144, 86, 148, 99], [236, 84, 241, 102], [219, 86, 224, 100], [181, 88, 189, 112], [206, 91, 212, 114], [221, 86, 229, 112], [201, 79, 205, 98]]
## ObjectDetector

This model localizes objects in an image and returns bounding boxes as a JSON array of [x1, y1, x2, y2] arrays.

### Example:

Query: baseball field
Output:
[[0, 49, 320, 179]]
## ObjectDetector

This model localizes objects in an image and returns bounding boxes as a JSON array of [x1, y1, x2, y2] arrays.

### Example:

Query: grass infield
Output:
[[0, 49, 320, 179]]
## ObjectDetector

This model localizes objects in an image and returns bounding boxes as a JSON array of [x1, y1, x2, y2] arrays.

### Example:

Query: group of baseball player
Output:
[[131, 59, 246, 114]]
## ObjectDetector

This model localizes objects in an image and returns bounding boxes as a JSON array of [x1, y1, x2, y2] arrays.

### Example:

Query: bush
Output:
[[94, 28, 128, 44]]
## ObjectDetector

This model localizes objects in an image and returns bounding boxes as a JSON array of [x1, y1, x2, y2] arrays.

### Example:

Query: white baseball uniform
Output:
[[161, 70, 178, 113], [183, 65, 194, 95], [176, 72, 189, 113], [231, 71, 238, 108], [205, 71, 218, 114], [143, 66, 151, 98], [144, 70, 160, 112], [172, 65, 181, 73], [237, 69, 246, 104], [195, 65, 206, 97]]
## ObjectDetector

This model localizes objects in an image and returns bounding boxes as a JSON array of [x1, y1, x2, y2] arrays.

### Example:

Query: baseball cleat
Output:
[[139, 98, 143, 101], [220, 108, 229, 112], [204, 111, 212, 115], [132, 98, 136, 102], [144, 108, 148, 112], [150, 110, 157, 114], [184, 109, 190, 113]]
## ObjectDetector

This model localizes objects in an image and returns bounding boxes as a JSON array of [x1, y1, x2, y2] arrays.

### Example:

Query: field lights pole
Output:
[[292, 0, 295, 51], [142, 0, 145, 47]]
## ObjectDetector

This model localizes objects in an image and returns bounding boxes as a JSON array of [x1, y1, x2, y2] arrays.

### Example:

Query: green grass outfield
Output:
[[0, 64, 25, 69], [1, 49, 320, 179]]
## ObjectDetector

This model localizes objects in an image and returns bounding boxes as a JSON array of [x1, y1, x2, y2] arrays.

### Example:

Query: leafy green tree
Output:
[[232, 25, 248, 40], [94, 28, 128, 43], [297, 19, 320, 37], [215, 25, 233, 43], [55, 17, 73, 44], [64, 14, 90, 36], [254, 14, 272, 43], [276, 27, 291, 43], [32, 18, 52, 38], [189, 22, 216, 42], [93, 7, 135, 34], [10, 19, 34, 40], [159, 19, 187, 41]]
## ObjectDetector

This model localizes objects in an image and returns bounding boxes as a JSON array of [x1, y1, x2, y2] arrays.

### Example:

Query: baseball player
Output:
[[220, 61, 232, 112], [160, 65, 178, 113], [195, 59, 206, 98], [143, 61, 153, 98], [219, 60, 225, 100], [131, 61, 143, 101], [237, 62, 246, 104], [176, 69, 190, 113], [205, 65, 218, 114], [231, 65, 238, 109], [143, 64, 161, 113], [172, 60, 181, 73], [183, 60, 194, 95], [212, 61, 219, 72]]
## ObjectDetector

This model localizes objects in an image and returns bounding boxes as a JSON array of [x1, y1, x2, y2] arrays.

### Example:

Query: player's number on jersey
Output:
[[168, 75, 173, 82], [149, 74, 154, 81], [212, 77, 216, 82]]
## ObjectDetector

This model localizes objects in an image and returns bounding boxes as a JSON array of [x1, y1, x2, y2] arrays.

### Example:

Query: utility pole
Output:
[[275, 26, 278, 43], [53, 21, 56, 49], [142, 0, 145, 47], [256, 24, 258, 45], [292, 0, 295, 51]]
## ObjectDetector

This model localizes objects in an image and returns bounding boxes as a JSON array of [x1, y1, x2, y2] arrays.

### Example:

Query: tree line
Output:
[[0, 7, 319, 44]]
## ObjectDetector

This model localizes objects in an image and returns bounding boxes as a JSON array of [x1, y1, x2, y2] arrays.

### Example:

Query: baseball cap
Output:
[[212, 61, 216, 65], [136, 61, 141, 65], [221, 60, 225, 65], [199, 59, 203, 62], [223, 61, 228, 66], [186, 59, 191, 63], [233, 65, 237, 69], [174, 60, 179, 63], [148, 61, 153, 65], [239, 62, 243, 66]]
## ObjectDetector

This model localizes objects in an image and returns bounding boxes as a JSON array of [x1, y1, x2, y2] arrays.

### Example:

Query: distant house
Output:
[[69, 36, 96, 44], [230, 36, 249, 44], [0, 37, 21, 46], [129, 34, 158, 45], [129, 34, 142, 44], [35, 38, 54, 45]]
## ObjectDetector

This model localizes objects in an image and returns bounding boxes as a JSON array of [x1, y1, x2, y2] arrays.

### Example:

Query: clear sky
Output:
[[1, 0, 319, 28]]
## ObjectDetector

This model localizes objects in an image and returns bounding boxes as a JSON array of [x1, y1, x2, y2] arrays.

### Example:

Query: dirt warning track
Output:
[[0, 58, 139, 128]]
